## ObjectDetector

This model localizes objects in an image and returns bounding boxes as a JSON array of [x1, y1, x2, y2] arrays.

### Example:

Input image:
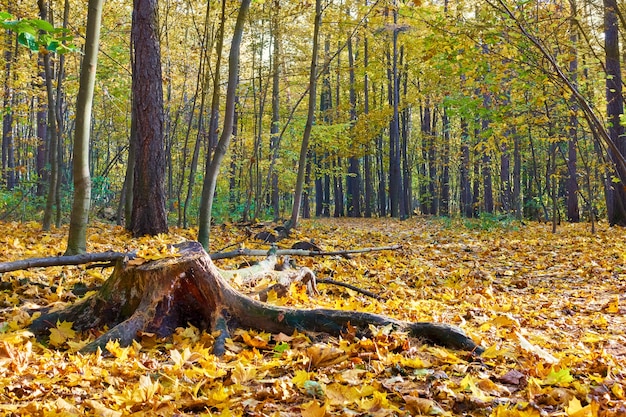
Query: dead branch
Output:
[[210, 244, 402, 260], [0, 245, 401, 274], [317, 278, 382, 300], [0, 251, 133, 273]]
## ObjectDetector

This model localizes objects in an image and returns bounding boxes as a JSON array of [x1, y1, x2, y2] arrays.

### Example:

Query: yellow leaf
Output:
[[49, 320, 76, 347], [542, 368, 574, 387], [602, 296, 619, 313], [460, 374, 491, 401], [306, 343, 349, 368], [516, 332, 558, 364], [241, 330, 270, 349], [84, 399, 122, 417], [404, 396, 444, 415], [301, 400, 326, 417], [105, 340, 130, 360], [566, 397, 593, 417], [231, 360, 257, 384], [292, 369, 313, 388]]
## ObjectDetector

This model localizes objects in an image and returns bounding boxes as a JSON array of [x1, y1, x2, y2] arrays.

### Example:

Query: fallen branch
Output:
[[0, 245, 401, 274], [0, 251, 133, 273], [317, 278, 382, 300], [210, 245, 402, 260]]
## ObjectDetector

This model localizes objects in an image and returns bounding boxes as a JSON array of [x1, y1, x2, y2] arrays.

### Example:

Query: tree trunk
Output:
[[198, 0, 251, 248], [289, 0, 322, 230], [270, 1, 281, 221], [29, 241, 483, 357], [460, 118, 473, 217], [387, 8, 402, 219], [566, 3, 580, 223], [440, 107, 450, 217], [603, 0, 626, 226], [39, 0, 59, 232], [65, 0, 104, 254], [129, 0, 169, 237], [363, 34, 373, 218], [346, 37, 361, 218], [2, 21, 15, 190]]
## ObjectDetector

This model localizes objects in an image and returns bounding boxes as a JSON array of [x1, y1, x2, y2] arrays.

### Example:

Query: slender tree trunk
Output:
[[288, 0, 322, 230], [270, 1, 281, 221], [400, 50, 411, 218], [181, 3, 213, 228], [566, 1, 580, 222], [54, 0, 70, 228], [197, 0, 251, 249], [460, 118, 472, 218], [129, 0, 169, 237], [346, 37, 360, 217], [363, 34, 373, 218], [603, 0, 626, 225], [387, 6, 402, 218], [441, 107, 450, 216], [39, 0, 60, 232], [513, 129, 522, 219], [2, 22, 15, 190], [65, 0, 103, 254]]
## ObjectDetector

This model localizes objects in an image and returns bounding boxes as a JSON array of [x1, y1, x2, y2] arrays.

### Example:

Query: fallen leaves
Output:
[[0, 218, 625, 415]]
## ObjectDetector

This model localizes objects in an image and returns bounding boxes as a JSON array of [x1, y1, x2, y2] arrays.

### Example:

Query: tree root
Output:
[[28, 241, 483, 356]]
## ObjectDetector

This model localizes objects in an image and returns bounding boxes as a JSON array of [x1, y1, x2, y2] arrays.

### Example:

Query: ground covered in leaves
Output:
[[0, 218, 625, 416]]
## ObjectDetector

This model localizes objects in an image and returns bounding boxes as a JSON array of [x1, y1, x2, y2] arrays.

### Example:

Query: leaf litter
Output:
[[0, 218, 625, 416]]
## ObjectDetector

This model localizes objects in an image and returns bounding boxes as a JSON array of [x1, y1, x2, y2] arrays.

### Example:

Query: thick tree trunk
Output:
[[129, 0, 168, 237], [30, 241, 483, 357]]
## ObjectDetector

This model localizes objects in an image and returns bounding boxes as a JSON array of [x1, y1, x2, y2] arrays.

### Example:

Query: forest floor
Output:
[[0, 217, 625, 416]]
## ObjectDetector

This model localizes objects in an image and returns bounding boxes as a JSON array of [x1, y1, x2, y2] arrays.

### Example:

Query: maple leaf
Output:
[[301, 400, 326, 417], [542, 368, 574, 387], [49, 320, 75, 347]]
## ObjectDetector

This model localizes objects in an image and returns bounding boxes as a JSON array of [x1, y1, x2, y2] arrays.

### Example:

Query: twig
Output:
[[317, 278, 382, 300]]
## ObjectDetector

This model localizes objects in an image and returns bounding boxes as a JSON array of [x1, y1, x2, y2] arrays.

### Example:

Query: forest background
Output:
[[1, 0, 626, 238]]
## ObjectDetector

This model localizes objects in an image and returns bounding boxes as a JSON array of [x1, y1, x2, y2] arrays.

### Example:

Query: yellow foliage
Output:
[[0, 218, 625, 415]]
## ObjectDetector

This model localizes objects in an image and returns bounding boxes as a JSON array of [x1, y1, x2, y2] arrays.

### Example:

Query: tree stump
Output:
[[30, 241, 483, 356]]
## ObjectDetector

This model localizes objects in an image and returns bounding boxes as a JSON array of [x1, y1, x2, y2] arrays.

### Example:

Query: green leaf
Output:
[[273, 341, 290, 353], [26, 18, 55, 33], [17, 32, 38, 51], [542, 368, 574, 386]]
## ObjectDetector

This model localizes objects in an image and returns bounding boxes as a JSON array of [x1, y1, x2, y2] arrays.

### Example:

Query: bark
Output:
[[270, 1, 281, 221], [441, 108, 450, 217], [289, 0, 322, 230], [197, 0, 250, 249], [29, 241, 483, 357], [363, 34, 373, 218], [603, 0, 626, 225], [39, 0, 59, 232], [2, 21, 15, 190], [460, 118, 473, 218], [347, 37, 361, 218], [387, 7, 402, 218], [129, 0, 168, 237], [566, 2, 580, 223], [65, 0, 104, 254]]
